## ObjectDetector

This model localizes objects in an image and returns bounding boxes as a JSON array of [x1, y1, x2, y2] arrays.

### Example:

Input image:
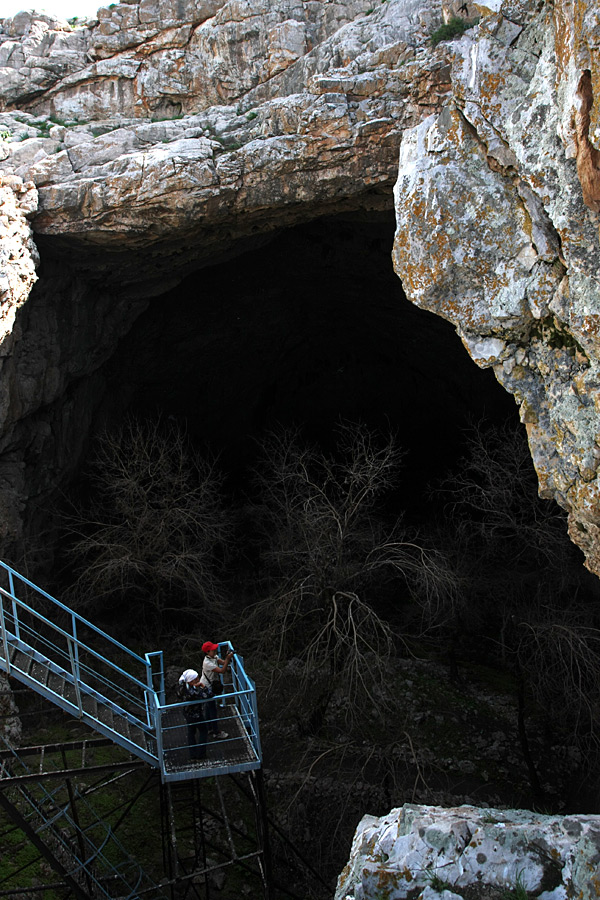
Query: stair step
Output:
[[108, 712, 132, 741], [29, 660, 51, 686], [46, 670, 67, 698], [82, 693, 98, 719], [95, 703, 115, 729], [5, 642, 156, 764], [9, 648, 34, 676]]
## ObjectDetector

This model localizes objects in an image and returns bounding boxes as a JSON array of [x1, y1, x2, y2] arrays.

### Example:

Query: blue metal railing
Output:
[[153, 642, 262, 781], [0, 561, 262, 782]]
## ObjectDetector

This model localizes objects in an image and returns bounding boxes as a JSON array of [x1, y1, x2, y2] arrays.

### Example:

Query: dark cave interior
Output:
[[92, 210, 518, 509], [8, 209, 600, 894]]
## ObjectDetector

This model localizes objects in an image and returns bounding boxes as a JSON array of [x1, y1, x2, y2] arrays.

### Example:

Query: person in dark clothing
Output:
[[178, 669, 209, 760]]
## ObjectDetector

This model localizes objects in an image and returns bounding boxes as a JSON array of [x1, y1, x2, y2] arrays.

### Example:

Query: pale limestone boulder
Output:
[[336, 804, 600, 900]]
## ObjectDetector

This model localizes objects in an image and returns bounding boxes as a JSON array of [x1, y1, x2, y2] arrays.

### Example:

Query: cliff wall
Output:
[[0, 0, 599, 573]]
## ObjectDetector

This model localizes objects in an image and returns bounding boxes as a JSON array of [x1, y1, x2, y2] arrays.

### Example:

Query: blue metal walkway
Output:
[[0, 560, 262, 783]]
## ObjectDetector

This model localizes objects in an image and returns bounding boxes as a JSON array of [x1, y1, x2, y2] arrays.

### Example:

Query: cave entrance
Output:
[[94, 210, 517, 514]]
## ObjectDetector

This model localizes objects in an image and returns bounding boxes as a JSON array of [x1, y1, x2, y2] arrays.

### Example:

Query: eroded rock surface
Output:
[[336, 804, 600, 900], [0, 0, 599, 574], [392, 0, 600, 574], [0, 0, 447, 253]]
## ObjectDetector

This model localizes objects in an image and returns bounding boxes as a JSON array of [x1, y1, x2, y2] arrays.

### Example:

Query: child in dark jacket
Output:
[[178, 669, 210, 760]]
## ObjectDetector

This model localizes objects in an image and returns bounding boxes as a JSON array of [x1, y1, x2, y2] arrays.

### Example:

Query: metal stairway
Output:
[[0, 559, 262, 783], [6, 639, 158, 766], [0, 558, 267, 899], [0, 737, 167, 899]]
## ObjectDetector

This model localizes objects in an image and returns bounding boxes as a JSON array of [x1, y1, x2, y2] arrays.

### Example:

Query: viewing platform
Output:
[[0, 560, 262, 783]]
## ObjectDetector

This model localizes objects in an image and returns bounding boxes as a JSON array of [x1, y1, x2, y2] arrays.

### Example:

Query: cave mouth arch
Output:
[[86, 209, 518, 514]]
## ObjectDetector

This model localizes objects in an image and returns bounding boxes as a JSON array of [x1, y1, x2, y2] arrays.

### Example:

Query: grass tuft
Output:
[[431, 16, 473, 46]]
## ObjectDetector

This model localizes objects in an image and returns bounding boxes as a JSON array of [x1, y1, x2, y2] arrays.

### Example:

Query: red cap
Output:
[[202, 641, 219, 653]]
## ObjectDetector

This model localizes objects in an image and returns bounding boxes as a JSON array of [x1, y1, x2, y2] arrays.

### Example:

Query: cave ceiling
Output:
[[1, 0, 600, 577]]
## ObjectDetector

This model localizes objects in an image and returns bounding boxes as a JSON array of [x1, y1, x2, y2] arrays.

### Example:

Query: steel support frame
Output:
[[0, 738, 325, 900], [0, 787, 91, 900], [159, 770, 273, 900]]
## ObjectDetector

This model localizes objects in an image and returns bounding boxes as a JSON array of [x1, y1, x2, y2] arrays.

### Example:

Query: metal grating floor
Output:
[[161, 698, 259, 777]]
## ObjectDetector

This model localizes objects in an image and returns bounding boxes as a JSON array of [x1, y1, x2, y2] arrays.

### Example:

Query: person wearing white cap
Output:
[[178, 668, 208, 760]]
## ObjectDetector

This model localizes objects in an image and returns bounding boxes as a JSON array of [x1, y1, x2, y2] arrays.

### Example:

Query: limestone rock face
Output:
[[0, 0, 448, 255], [0, 0, 600, 575], [0, 169, 38, 551], [392, 0, 600, 575], [336, 804, 600, 900]]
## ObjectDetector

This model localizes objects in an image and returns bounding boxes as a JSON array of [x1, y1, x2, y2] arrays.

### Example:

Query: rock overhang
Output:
[[1, 0, 600, 578]]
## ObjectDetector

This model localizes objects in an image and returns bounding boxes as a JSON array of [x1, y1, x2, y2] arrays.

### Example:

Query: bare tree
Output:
[[65, 416, 230, 632], [418, 421, 580, 652], [420, 420, 600, 803], [238, 422, 450, 724]]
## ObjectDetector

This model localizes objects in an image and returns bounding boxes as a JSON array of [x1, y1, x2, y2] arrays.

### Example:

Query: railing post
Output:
[[8, 571, 19, 642], [145, 651, 165, 704], [67, 617, 83, 717], [71, 615, 81, 681], [250, 679, 262, 761], [154, 700, 165, 777], [0, 590, 11, 676]]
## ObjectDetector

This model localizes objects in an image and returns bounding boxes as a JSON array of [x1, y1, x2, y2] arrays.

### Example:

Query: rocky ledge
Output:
[[0, 0, 600, 576], [336, 804, 600, 900]]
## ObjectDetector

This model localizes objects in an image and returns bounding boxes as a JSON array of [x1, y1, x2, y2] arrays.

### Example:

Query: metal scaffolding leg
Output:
[[0, 731, 326, 900], [184, 779, 209, 900], [158, 770, 273, 899], [0, 789, 91, 900]]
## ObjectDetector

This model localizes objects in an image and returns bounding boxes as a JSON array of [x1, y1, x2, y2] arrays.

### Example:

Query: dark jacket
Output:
[[178, 681, 211, 721]]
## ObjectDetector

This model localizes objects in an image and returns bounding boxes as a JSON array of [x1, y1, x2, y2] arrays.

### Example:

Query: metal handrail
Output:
[[0, 561, 262, 779], [0, 561, 148, 663], [0, 585, 152, 695]]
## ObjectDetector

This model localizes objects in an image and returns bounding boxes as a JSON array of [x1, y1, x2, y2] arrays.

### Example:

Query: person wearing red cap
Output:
[[201, 641, 234, 740]]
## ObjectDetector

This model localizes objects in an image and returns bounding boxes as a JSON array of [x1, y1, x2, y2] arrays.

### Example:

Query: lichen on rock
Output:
[[336, 803, 600, 900], [393, 0, 600, 575]]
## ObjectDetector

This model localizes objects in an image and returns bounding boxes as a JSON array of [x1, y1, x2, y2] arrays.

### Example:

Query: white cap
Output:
[[180, 668, 199, 683]]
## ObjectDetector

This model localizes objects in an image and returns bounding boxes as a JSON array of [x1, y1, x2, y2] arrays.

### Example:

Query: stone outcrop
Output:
[[0, 0, 599, 575], [0, 169, 38, 551], [391, 0, 600, 574], [336, 804, 600, 900], [0, 0, 449, 260]]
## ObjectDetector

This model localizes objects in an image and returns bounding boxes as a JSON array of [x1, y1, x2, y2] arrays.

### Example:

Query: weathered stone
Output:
[[0, 0, 600, 576], [336, 804, 600, 900], [393, 0, 600, 575]]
